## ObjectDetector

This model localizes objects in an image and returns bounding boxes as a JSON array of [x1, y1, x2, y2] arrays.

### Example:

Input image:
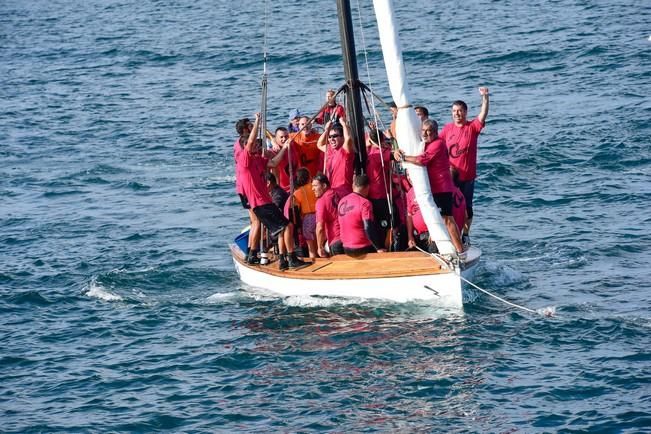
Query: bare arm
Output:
[[316, 121, 332, 152], [315, 221, 328, 257], [341, 121, 353, 154], [245, 112, 261, 153], [477, 87, 490, 125], [267, 145, 287, 168], [406, 215, 416, 249]]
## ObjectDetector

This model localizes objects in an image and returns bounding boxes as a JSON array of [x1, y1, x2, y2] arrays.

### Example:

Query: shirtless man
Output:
[[316, 120, 354, 195], [439, 87, 489, 237]]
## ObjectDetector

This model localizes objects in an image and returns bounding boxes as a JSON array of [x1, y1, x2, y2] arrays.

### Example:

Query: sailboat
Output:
[[229, 0, 481, 307]]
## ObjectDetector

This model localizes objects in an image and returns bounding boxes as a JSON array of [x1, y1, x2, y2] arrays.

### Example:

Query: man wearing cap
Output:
[[288, 109, 301, 133]]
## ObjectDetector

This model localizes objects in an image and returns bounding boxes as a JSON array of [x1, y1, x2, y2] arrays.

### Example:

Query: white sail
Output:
[[372, 0, 456, 256]]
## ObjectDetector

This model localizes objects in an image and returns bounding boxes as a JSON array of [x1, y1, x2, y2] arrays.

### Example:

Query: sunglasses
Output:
[[328, 134, 341, 139]]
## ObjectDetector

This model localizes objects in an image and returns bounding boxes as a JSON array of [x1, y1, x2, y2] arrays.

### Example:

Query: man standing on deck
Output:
[[293, 116, 321, 178], [239, 113, 307, 270], [337, 174, 385, 255], [315, 89, 346, 125], [439, 87, 490, 239], [316, 120, 354, 195], [397, 119, 465, 254]]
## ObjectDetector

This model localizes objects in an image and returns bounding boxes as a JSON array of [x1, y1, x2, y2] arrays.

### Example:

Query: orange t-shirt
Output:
[[293, 184, 317, 215], [292, 131, 322, 177]]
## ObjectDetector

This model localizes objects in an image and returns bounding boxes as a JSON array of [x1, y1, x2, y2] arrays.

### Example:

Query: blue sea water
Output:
[[2, 0, 650, 431]]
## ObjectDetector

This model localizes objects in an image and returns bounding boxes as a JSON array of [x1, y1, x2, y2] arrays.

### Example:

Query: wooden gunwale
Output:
[[230, 245, 450, 280]]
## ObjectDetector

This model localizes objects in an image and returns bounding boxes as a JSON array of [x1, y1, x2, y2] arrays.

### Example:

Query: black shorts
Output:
[[456, 180, 475, 219], [432, 192, 453, 217], [252, 203, 289, 237], [329, 240, 344, 256], [370, 198, 397, 230], [344, 245, 376, 256], [238, 193, 250, 210]]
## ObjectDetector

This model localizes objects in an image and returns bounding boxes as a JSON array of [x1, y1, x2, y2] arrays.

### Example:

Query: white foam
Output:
[[85, 278, 123, 302], [283, 295, 363, 307], [206, 291, 239, 302]]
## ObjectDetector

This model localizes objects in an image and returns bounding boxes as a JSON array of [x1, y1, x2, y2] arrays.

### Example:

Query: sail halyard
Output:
[[336, 0, 368, 175], [372, 0, 456, 256]]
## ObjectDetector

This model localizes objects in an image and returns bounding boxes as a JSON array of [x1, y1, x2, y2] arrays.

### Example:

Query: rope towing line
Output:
[[412, 244, 556, 317]]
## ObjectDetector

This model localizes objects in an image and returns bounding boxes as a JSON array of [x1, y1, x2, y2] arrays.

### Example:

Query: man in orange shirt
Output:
[[292, 116, 322, 178]]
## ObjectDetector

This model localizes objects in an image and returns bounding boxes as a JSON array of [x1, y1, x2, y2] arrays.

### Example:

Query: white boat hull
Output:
[[231, 246, 481, 308]]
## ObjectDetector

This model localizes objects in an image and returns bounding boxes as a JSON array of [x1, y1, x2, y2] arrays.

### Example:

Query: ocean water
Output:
[[2, 0, 650, 431]]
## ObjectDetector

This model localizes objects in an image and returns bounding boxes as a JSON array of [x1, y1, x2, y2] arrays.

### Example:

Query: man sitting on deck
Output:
[[337, 174, 386, 256], [239, 113, 307, 270], [312, 174, 344, 258]]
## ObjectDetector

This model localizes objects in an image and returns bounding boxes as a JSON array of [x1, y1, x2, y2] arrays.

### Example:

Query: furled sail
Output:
[[372, 0, 456, 256]]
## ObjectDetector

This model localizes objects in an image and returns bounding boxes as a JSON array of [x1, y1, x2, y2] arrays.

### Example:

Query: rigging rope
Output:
[[412, 244, 555, 317], [355, 0, 395, 249]]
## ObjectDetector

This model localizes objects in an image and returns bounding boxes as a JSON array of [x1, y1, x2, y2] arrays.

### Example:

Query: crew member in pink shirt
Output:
[[397, 119, 464, 253], [270, 127, 300, 192], [316, 120, 354, 195], [312, 174, 344, 257], [239, 113, 307, 270], [439, 86, 489, 237], [233, 117, 260, 258], [337, 174, 385, 255], [406, 186, 433, 252], [365, 127, 395, 249]]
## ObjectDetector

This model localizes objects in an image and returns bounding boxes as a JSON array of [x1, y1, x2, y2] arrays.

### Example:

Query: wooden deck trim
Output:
[[230, 244, 450, 280]]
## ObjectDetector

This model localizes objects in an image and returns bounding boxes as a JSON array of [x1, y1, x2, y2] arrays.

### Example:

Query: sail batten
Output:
[[373, 0, 455, 256]]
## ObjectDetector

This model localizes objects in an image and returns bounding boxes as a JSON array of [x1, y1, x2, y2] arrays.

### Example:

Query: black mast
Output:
[[336, 0, 367, 175]]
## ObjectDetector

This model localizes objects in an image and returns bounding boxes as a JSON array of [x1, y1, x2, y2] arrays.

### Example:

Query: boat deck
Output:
[[230, 245, 450, 280]]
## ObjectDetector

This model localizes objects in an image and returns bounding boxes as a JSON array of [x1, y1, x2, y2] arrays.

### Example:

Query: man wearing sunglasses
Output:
[[316, 120, 354, 195]]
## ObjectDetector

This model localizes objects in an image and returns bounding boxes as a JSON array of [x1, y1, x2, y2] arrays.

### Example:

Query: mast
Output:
[[336, 0, 367, 175]]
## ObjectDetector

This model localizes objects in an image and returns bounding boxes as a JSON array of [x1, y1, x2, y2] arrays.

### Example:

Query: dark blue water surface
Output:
[[2, 0, 650, 431]]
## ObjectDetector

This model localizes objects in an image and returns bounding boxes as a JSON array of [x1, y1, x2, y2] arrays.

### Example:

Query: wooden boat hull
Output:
[[230, 244, 481, 307]]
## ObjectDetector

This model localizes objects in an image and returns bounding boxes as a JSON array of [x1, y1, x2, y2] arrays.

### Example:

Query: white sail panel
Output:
[[373, 0, 455, 256]]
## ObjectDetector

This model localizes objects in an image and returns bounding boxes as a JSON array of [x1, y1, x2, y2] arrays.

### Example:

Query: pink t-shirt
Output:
[[233, 138, 245, 195], [407, 188, 427, 234], [416, 138, 454, 193], [325, 146, 354, 192], [238, 149, 272, 209], [315, 188, 341, 244], [366, 146, 392, 200], [337, 192, 374, 249], [439, 118, 484, 181], [452, 187, 466, 233]]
